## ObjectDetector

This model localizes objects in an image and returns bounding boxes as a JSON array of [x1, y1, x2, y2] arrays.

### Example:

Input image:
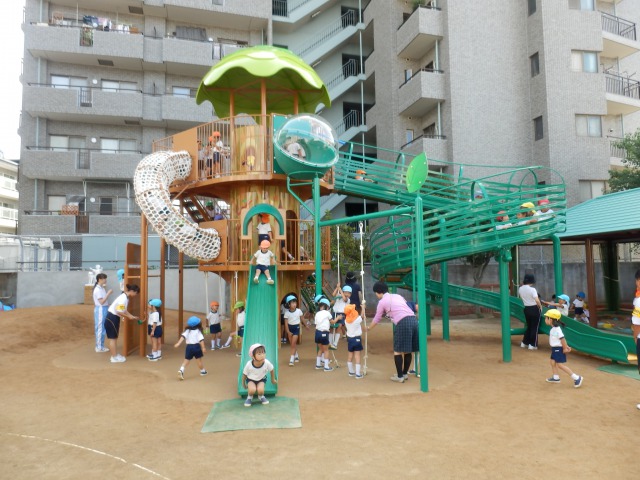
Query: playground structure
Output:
[[130, 45, 636, 394]]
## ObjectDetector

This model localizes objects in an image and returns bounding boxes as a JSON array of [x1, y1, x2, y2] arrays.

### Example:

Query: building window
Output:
[[99, 197, 113, 215], [172, 86, 194, 97], [533, 116, 543, 141], [101, 80, 137, 93], [100, 138, 137, 153], [579, 180, 607, 202], [568, 0, 595, 11], [530, 52, 540, 77], [406, 129, 414, 144], [575, 115, 602, 137], [528, 0, 536, 16], [51, 75, 87, 89], [405, 69, 412, 82], [50, 135, 85, 151], [48, 195, 66, 213], [571, 51, 598, 73]]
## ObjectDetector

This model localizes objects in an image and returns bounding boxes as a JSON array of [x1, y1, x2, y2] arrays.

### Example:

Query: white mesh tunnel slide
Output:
[[133, 150, 221, 261]]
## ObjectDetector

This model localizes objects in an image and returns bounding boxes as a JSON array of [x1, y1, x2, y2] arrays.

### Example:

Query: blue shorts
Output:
[[210, 323, 222, 334], [256, 264, 269, 273], [287, 324, 300, 336], [185, 344, 204, 360], [315, 330, 330, 345], [347, 336, 363, 352], [147, 324, 163, 338], [258, 234, 270, 243], [238, 326, 244, 338], [550, 346, 567, 363], [104, 312, 121, 339], [574, 307, 584, 315]]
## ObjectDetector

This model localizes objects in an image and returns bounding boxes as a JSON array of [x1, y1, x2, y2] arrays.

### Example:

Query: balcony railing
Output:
[[400, 67, 444, 88], [24, 209, 141, 217], [325, 59, 361, 91], [601, 12, 636, 41], [0, 178, 17, 191], [400, 133, 447, 150], [0, 207, 18, 221], [294, 10, 357, 58], [272, 0, 315, 17], [335, 110, 362, 136], [605, 72, 640, 100], [609, 137, 628, 159], [400, 1, 441, 29]]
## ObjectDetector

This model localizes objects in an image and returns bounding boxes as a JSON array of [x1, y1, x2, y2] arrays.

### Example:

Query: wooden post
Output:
[[585, 238, 598, 326]]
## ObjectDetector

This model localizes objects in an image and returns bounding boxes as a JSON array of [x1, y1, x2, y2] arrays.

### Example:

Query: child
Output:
[[147, 298, 163, 361], [314, 298, 334, 372], [222, 301, 245, 351], [330, 284, 351, 350], [242, 343, 277, 407], [283, 294, 308, 366], [174, 316, 207, 380], [542, 294, 570, 316], [570, 292, 589, 324], [105, 284, 140, 363], [344, 304, 364, 379], [494, 211, 512, 230], [256, 213, 272, 243], [536, 198, 554, 221], [251, 239, 276, 285], [631, 270, 640, 376], [543, 309, 583, 388], [207, 301, 225, 350], [92, 273, 112, 353], [516, 202, 538, 226], [117, 268, 125, 293]]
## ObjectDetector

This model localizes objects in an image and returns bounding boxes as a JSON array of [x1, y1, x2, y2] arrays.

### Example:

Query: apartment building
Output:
[[364, 0, 640, 207], [0, 157, 19, 234]]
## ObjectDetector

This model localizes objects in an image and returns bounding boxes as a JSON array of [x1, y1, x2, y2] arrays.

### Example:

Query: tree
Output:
[[322, 212, 371, 275], [462, 251, 495, 316], [609, 131, 640, 192]]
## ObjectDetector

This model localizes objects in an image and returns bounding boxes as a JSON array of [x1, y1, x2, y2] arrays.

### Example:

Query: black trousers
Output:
[[522, 305, 541, 347]]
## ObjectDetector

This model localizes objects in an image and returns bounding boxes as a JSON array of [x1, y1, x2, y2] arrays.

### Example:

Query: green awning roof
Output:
[[558, 187, 640, 240]]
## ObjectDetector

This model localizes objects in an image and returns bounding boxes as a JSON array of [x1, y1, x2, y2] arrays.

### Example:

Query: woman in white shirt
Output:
[[518, 273, 542, 350]]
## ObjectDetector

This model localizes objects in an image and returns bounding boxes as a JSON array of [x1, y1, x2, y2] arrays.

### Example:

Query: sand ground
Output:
[[0, 305, 637, 479]]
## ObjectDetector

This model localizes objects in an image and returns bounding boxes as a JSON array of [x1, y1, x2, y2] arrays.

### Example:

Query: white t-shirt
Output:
[[236, 311, 246, 328], [518, 285, 539, 307], [632, 297, 640, 326], [254, 249, 275, 266], [108, 293, 128, 316], [284, 308, 303, 326], [93, 285, 108, 307], [314, 309, 332, 331], [549, 325, 564, 347], [346, 315, 363, 337], [243, 359, 274, 382], [557, 303, 569, 316], [536, 208, 554, 221], [333, 296, 349, 314], [148, 311, 162, 326], [496, 223, 512, 230], [181, 328, 204, 345], [257, 222, 272, 236], [573, 298, 584, 309], [207, 311, 220, 325]]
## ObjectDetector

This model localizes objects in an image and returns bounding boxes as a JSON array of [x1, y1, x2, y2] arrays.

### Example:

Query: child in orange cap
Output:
[[207, 301, 224, 350], [256, 213, 272, 243], [251, 239, 276, 285], [242, 343, 277, 407], [344, 304, 364, 379]]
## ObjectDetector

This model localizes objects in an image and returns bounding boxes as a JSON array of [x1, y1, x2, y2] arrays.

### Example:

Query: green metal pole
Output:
[[313, 176, 322, 298], [499, 248, 512, 363], [552, 235, 562, 299], [415, 197, 428, 392], [441, 261, 449, 341]]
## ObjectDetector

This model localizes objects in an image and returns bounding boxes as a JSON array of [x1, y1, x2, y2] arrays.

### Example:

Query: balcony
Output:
[[397, 4, 443, 60], [605, 72, 640, 115], [601, 12, 640, 59], [21, 148, 143, 181], [162, 0, 271, 28], [324, 59, 365, 101], [23, 85, 143, 125], [272, 0, 333, 27], [24, 23, 144, 71], [0, 177, 18, 201], [401, 134, 448, 162], [398, 68, 446, 117], [336, 110, 367, 142], [162, 94, 214, 126]]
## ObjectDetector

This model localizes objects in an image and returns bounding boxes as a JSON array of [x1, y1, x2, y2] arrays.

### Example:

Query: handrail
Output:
[[398, 2, 442, 30], [25, 146, 145, 154], [325, 59, 360, 91], [335, 110, 362, 135], [293, 10, 357, 58], [601, 11, 636, 41], [272, 0, 316, 17], [399, 67, 444, 88], [400, 133, 446, 149], [605, 72, 640, 100]]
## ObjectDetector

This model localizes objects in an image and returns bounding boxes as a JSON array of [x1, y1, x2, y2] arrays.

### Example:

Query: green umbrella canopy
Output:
[[196, 45, 331, 117]]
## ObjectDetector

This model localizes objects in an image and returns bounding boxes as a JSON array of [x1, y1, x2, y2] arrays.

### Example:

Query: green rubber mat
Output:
[[597, 363, 640, 381], [201, 396, 301, 433]]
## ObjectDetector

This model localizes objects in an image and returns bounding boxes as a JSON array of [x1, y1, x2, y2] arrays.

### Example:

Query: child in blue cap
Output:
[[174, 316, 207, 380]]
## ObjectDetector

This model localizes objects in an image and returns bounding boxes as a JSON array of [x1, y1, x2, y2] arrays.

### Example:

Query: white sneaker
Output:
[[636, 404, 640, 410], [528, 345, 538, 350], [110, 356, 126, 363], [95, 346, 110, 353], [116, 354, 126, 361], [520, 342, 527, 348]]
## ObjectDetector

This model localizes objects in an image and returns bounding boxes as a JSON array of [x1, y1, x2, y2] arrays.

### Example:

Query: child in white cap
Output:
[[242, 344, 277, 407]]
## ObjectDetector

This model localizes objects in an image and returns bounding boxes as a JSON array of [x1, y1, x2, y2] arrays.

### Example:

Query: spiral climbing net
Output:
[[133, 150, 221, 261]]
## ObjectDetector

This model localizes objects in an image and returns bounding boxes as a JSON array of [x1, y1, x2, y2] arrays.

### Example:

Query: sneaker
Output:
[[200, 370, 208, 376], [390, 375, 405, 383], [253, 276, 259, 284], [289, 361, 294, 366], [520, 342, 527, 348], [355, 374, 364, 379], [235, 353, 242, 357], [260, 396, 269, 405], [574, 376, 583, 388], [146, 354, 154, 359], [178, 370, 184, 380], [408, 369, 417, 375], [244, 398, 252, 407], [266, 279, 274, 285], [348, 371, 356, 377], [110, 356, 126, 363], [403, 374, 409, 380], [546, 377, 560, 383], [528, 345, 538, 350], [294, 355, 299, 363], [329, 344, 337, 351], [148, 356, 159, 362], [115, 354, 126, 361], [315, 365, 323, 370], [155, 354, 162, 360], [96, 346, 110, 353], [220, 344, 230, 349], [636, 404, 640, 410], [323, 366, 334, 372]]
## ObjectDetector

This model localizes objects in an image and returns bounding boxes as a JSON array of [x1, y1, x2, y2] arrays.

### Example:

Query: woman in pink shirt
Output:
[[367, 281, 418, 384]]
